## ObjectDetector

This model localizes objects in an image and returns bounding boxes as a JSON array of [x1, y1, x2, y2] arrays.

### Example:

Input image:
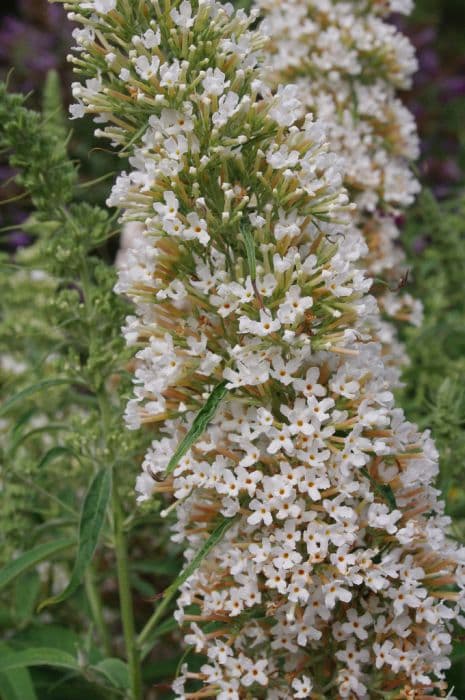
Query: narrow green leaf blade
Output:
[[361, 467, 397, 511], [35, 446, 79, 471], [0, 670, 37, 700], [166, 515, 239, 596], [91, 658, 130, 689], [39, 468, 112, 610], [164, 381, 228, 477], [240, 224, 257, 281], [0, 645, 37, 700], [8, 424, 71, 457], [42, 70, 67, 139], [138, 515, 239, 656], [0, 379, 83, 417], [14, 573, 41, 625], [0, 538, 75, 593], [0, 649, 79, 674]]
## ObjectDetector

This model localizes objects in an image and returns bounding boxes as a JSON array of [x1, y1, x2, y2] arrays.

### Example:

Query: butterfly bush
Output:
[[63, 0, 465, 697], [257, 0, 423, 338]]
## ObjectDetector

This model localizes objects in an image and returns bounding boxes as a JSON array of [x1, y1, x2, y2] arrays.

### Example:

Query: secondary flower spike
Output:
[[63, 0, 465, 697], [257, 0, 423, 333]]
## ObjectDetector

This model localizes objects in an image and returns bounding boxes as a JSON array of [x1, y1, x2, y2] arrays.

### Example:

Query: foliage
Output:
[[0, 82, 181, 700], [400, 189, 465, 528], [399, 189, 465, 696]]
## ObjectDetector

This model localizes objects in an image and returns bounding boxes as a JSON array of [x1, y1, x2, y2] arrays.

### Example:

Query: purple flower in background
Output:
[[7, 231, 32, 251], [441, 76, 465, 101], [399, 11, 465, 198], [0, 0, 72, 95], [412, 235, 430, 255]]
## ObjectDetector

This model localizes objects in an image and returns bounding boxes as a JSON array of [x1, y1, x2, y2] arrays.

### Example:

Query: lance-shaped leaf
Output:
[[8, 424, 71, 457], [0, 648, 80, 673], [0, 645, 37, 700], [240, 223, 265, 308], [240, 223, 257, 281], [0, 538, 75, 593], [166, 514, 239, 594], [0, 378, 85, 418], [91, 658, 130, 690], [39, 468, 112, 610], [361, 467, 397, 511], [36, 445, 79, 471], [138, 515, 239, 655], [0, 669, 37, 700], [163, 381, 229, 478], [42, 70, 68, 139]]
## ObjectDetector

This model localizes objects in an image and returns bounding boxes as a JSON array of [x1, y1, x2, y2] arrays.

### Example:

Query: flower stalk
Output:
[[257, 0, 424, 336], [61, 1, 465, 698]]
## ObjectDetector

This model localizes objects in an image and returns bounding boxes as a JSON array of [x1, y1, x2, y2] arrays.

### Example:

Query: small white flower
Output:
[[341, 608, 373, 640], [170, 0, 195, 29], [184, 212, 209, 245], [135, 55, 160, 80], [82, 0, 116, 13], [238, 309, 281, 337], [159, 60, 182, 88], [292, 675, 313, 698], [153, 191, 179, 219], [141, 28, 161, 49], [247, 499, 273, 526], [367, 503, 402, 534], [241, 657, 268, 687], [202, 68, 230, 97]]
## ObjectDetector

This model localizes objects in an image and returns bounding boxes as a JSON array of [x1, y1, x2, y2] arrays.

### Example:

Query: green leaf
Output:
[[10, 409, 37, 439], [164, 381, 229, 477], [0, 379, 84, 418], [8, 424, 71, 457], [360, 467, 397, 511], [240, 223, 257, 281], [0, 649, 79, 674], [451, 640, 465, 662], [138, 515, 239, 656], [42, 70, 67, 140], [167, 515, 239, 594], [39, 468, 112, 610], [0, 670, 37, 700], [132, 560, 181, 576], [240, 223, 265, 307], [144, 615, 178, 640], [14, 573, 41, 625], [0, 538, 75, 593], [0, 645, 37, 700], [35, 446, 79, 471], [91, 659, 130, 689], [12, 625, 83, 657]]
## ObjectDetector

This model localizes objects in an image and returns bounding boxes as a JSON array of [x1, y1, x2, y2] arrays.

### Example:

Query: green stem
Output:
[[137, 594, 173, 661], [112, 482, 143, 700], [79, 251, 142, 698], [84, 565, 112, 658]]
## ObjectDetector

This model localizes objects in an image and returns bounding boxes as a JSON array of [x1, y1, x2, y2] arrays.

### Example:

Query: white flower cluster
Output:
[[257, 0, 423, 329], [63, 0, 465, 697]]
